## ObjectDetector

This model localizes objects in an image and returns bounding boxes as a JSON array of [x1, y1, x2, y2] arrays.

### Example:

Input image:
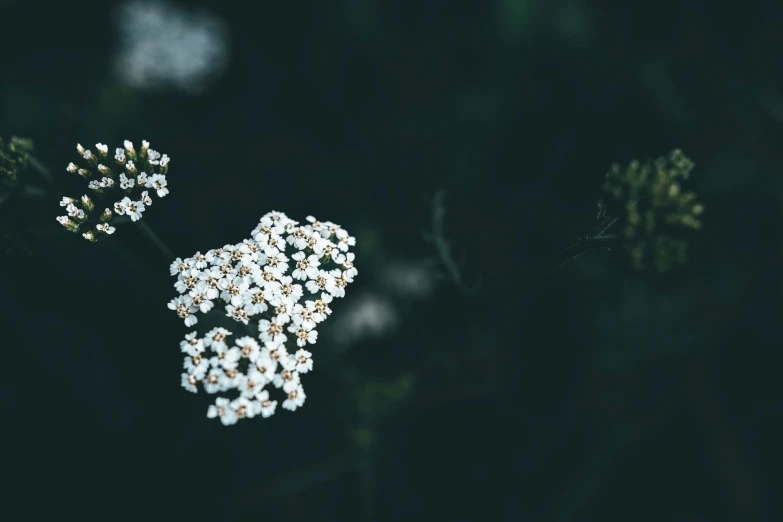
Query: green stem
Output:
[[136, 219, 175, 260]]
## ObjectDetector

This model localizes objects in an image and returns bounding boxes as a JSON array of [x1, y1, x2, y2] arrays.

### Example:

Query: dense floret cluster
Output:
[[169, 211, 357, 425]]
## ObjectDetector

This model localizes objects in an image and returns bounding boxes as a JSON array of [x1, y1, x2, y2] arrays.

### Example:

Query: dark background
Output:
[[2, 1, 782, 521]]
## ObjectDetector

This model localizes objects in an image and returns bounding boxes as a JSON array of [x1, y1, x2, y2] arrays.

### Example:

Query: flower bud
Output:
[[97, 164, 113, 177], [56, 216, 79, 233], [81, 195, 94, 213]]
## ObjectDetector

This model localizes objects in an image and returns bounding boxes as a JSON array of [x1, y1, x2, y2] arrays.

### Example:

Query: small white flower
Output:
[[180, 332, 205, 356], [207, 397, 238, 426], [83, 150, 94, 161], [225, 305, 250, 325], [306, 215, 327, 233], [99, 176, 115, 188], [169, 257, 190, 276], [330, 274, 349, 298], [96, 223, 115, 235], [267, 293, 294, 324], [256, 390, 277, 417], [115, 148, 126, 162], [294, 349, 313, 373], [181, 372, 199, 393], [243, 286, 269, 315], [342, 252, 357, 280], [124, 140, 134, 152], [238, 368, 266, 398], [282, 384, 306, 411], [188, 282, 214, 313], [66, 203, 85, 220], [191, 251, 208, 269], [291, 252, 320, 280], [147, 149, 161, 165], [210, 346, 240, 371], [137, 172, 148, 187], [119, 173, 135, 190], [254, 356, 277, 384], [258, 317, 287, 345], [140, 190, 152, 206], [291, 302, 317, 330], [146, 173, 169, 197], [203, 368, 223, 393], [287, 227, 311, 250], [261, 343, 288, 364], [204, 247, 225, 265], [219, 277, 249, 307], [218, 368, 242, 391], [168, 295, 198, 326], [235, 336, 260, 363], [204, 327, 231, 351], [183, 353, 209, 377], [113, 200, 127, 215], [96, 143, 108, 155], [273, 367, 301, 392], [66, 163, 78, 173], [288, 323, 318, 347], [198, 268, 223, 299], [174, 269, 200, 294], [123, 197, 146, 222], [312, 293, 333, 321], [335, 228, 356, 252], [231, 397, 260, 420], [125, 160, 136, 173], [305, 270, 336, 295], [160, 154, 170, 167]]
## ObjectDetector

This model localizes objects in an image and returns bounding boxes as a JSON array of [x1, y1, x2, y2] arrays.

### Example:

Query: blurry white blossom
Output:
[[114, 0, 230, 93], [170, 212, 358, 425], [330, 291, 398, 348], [382, 260, 438, 299]]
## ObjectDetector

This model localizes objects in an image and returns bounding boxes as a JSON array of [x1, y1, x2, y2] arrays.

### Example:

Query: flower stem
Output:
[[28, 156, 54, 187], [546, 234, 624, 275], [136, 219, 175, 260]]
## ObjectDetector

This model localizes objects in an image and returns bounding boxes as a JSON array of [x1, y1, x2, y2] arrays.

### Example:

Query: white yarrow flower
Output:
[[171, 211, 356, 424]]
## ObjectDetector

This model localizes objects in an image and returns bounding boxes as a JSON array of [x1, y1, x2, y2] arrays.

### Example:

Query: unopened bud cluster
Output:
[[169, 211, 357, 425], [56, 140, 170, 241], [601, 149, 704, 272], [0, 136, 33, 181]]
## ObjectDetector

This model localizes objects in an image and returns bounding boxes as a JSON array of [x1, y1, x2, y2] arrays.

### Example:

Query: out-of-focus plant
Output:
[[0, 136, 33, 182], [600, 149, 704, 272]]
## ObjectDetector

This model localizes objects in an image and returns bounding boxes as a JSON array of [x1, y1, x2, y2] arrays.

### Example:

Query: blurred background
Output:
[[1, 1, 782, 521]]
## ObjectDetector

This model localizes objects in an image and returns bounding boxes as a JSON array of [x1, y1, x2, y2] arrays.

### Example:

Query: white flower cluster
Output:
[[169, 211, 357, 425], [57, 140, 170, 241]]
